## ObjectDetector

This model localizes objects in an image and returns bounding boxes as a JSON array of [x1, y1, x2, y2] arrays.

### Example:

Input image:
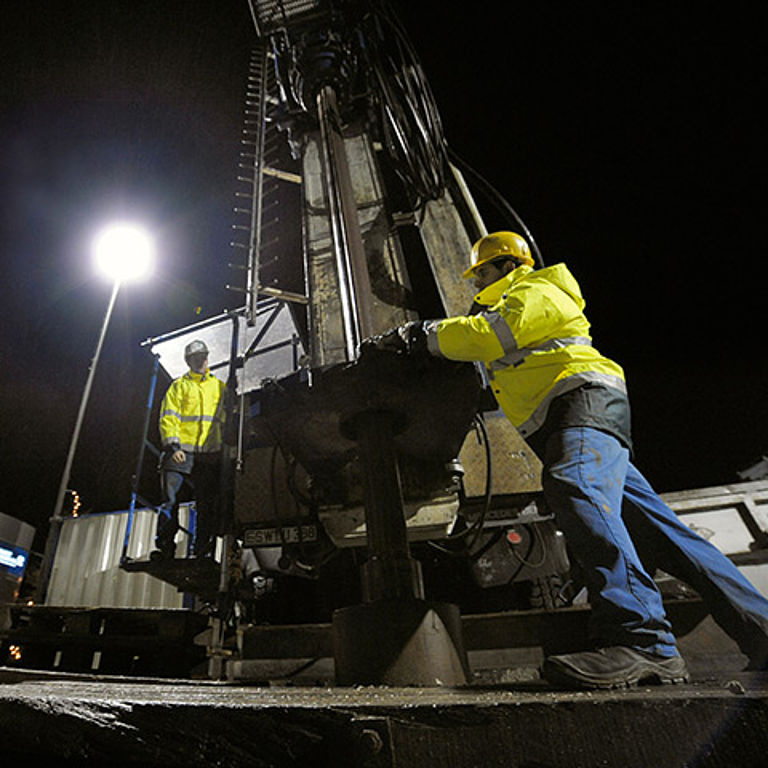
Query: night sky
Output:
[[2, 1, 766, 551]]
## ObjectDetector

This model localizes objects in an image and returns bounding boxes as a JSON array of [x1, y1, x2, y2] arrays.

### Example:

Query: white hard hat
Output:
[[184, 340, 208, 359]]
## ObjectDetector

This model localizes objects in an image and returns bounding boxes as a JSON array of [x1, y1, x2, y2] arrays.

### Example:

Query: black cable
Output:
[[510, 523, 548, 570], [262, 417, 333, 572], [504, 525, 540, 585], [285, 656, 324, 679], [461, 413, 494, 551], [361, 4, 544, 264], [427, 414, 493, 557], [286, 454, 314, 509], [466, 527, 504, 563], [447, 147, 545, 268], [267, 439, 314, 563]]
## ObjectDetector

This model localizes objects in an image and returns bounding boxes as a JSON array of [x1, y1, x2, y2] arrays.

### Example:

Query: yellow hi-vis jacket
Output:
[[424, 263, 627, 439], [159, 369, 226, 454]]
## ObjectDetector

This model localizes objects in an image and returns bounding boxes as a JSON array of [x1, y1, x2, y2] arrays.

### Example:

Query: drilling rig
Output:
[[17, 0, 571, 686], [206, 0, 562, 685]]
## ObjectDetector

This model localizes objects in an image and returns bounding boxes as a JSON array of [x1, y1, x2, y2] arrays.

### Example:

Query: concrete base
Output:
[[2, 602, 763, 765], [1, 667, 768, 767], [332, 599, 469, 686]]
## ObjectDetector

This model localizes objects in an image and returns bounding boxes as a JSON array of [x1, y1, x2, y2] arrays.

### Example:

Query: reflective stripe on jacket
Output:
[[424, 263, 626, 439], [159, 369, 226, 453]]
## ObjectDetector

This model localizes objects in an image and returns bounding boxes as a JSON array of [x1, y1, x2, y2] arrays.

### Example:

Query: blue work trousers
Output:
[[542, 427, 768, 659]]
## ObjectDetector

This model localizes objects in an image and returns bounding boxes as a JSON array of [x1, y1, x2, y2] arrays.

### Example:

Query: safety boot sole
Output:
[[542, 647, 690, 690]]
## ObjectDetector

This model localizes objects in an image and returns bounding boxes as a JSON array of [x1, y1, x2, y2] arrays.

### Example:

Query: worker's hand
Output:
[[171, 449, 186, 464], [361, 326, 408, 354], [360, 321, 428, 355]]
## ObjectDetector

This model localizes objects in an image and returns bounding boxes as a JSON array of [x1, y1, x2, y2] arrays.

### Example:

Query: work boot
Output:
[[542, 646, 689, 690], [150, 538, 176, 562]]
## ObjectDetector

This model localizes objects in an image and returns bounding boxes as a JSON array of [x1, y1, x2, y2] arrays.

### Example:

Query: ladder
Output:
[[229, 42, 304, 325]]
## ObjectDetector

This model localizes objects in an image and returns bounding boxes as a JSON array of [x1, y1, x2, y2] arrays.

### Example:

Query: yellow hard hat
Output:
[[462, 231, 534, 279]]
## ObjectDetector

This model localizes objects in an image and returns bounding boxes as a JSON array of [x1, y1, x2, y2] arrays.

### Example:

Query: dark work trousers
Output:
[[155, 451, 223, 557]]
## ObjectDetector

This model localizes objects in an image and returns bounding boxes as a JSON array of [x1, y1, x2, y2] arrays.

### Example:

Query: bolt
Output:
[[358, 728, 383, 755]]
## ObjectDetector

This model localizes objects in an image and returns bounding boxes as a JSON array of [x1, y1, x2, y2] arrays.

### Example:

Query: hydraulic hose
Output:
[[448, 148, 545, 268]]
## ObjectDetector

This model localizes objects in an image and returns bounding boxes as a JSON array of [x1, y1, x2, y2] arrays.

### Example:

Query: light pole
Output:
[[36, 224, 154, 602]]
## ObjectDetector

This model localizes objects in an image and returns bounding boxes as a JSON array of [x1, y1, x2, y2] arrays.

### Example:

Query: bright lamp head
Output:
[[92, 224, 154, 282]]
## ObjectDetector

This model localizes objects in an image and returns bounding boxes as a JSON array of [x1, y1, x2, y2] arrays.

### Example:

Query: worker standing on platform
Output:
[[366, 231, 768, 689], [152, 339, 227, 560]]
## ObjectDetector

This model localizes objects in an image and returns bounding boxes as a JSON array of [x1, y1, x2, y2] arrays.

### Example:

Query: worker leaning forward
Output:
[[366, 231, 768, 689], [152, 339, 227, 560]]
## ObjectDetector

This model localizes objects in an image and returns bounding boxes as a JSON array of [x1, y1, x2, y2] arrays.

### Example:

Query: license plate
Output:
[[244, 524, 318, 547]]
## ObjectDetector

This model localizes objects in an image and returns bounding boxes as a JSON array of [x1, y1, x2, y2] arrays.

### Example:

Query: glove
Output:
[[157, 443, 185, 471], [361, 326, 408, 353], [361, 321, 428, 355]]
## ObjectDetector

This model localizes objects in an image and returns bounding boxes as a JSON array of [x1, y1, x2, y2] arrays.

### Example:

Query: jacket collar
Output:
[[474, 264, 533, 306], [185, 368, 210, 382]]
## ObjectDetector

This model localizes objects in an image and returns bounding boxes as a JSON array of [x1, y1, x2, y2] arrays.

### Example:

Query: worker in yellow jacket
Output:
[[153, 339, 226, 560], [368, 231, 768, 689]]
